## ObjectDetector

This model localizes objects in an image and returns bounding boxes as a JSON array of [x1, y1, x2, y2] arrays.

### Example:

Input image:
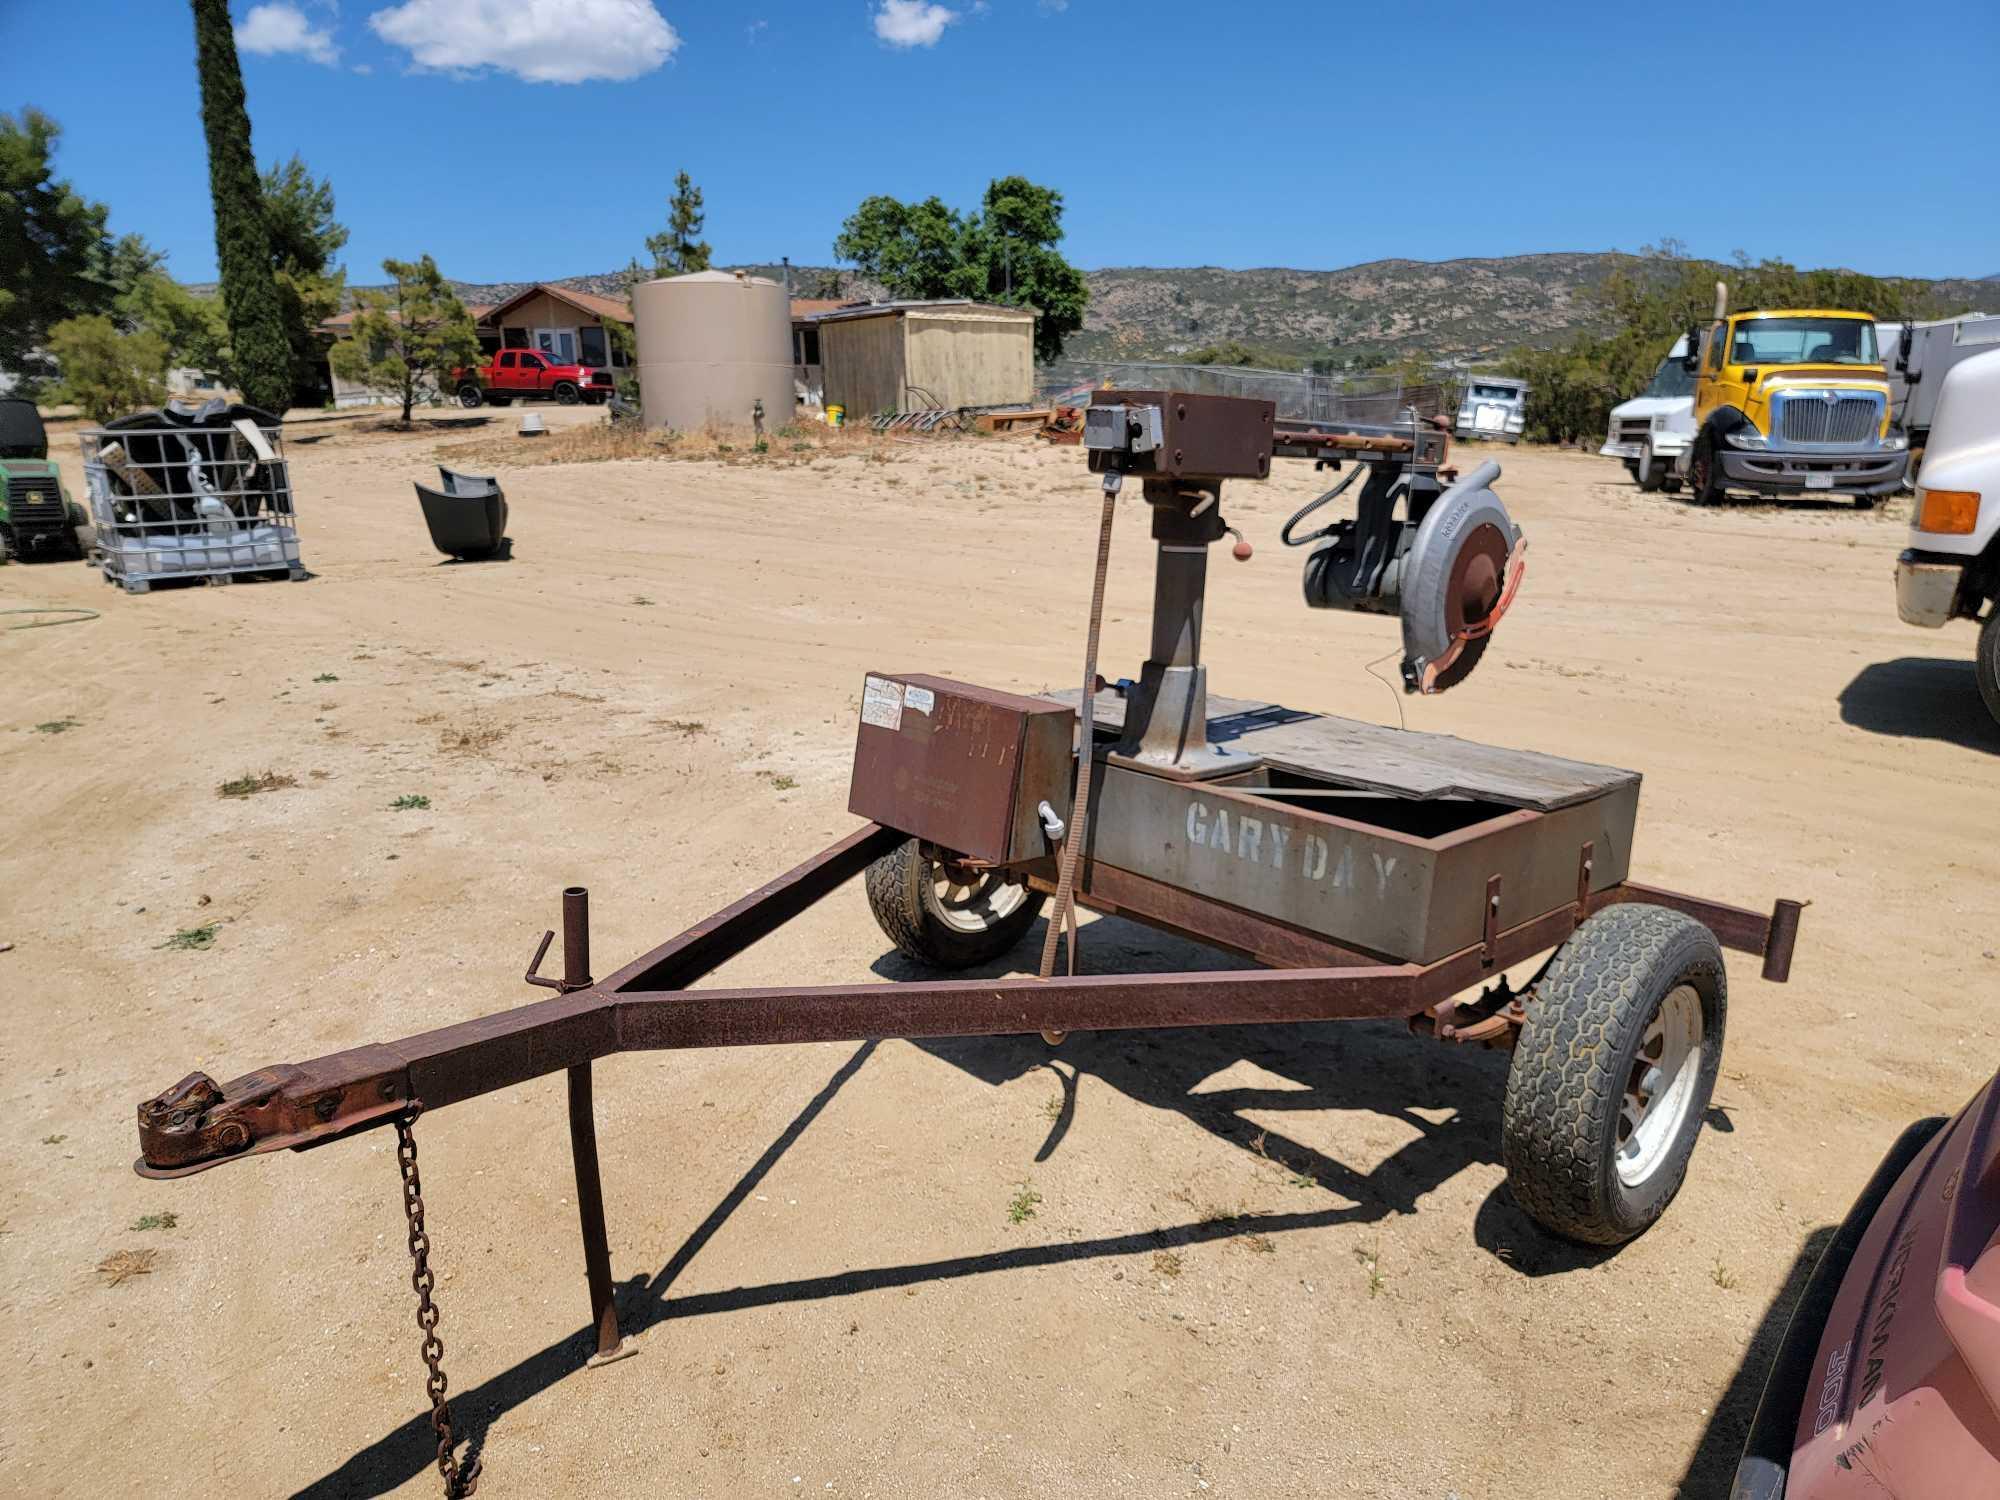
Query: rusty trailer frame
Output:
[[134, 817, 1800, 1344]]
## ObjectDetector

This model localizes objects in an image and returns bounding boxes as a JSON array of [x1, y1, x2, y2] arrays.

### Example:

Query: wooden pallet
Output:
[[973, 408, 1053, 434]]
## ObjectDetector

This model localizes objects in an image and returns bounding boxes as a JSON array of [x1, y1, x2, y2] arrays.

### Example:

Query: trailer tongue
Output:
[[133, 391, 1804, 1497]]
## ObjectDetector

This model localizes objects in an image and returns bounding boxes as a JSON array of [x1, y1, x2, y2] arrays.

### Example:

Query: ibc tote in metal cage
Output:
[[81, 402, 307, 594]]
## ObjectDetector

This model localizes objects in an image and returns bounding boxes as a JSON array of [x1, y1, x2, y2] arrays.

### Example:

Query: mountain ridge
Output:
[[265, 252, 1999, 366]]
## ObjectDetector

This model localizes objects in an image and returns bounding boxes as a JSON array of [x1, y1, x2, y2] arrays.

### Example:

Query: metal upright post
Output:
[[560, 887, 636, 1367]]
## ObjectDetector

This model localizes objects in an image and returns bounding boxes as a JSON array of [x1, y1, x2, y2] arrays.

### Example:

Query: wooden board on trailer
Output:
[[1047, 688, 1639, 812]]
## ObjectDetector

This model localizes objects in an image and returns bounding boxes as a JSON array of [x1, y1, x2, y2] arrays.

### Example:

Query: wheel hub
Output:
[[928, 857, 1028, 935], [1615, 984, 1703, 1188]]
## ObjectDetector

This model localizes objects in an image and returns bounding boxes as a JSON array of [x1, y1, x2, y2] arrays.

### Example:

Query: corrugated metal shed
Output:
[[811, 301, 1034, 414]]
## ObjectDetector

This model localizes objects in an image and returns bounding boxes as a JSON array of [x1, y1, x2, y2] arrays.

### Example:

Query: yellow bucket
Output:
[[826, 404, 845, 428]]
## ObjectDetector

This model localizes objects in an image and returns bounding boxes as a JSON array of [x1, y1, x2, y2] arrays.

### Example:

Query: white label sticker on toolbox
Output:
[[861, 675, 904, 730], [903, 685, 935, 715]]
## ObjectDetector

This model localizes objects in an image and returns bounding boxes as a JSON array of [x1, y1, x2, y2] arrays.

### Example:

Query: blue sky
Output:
[[5, 0, 1996, 286]]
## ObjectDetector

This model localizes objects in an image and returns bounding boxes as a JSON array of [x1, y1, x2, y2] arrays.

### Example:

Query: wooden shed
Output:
[[813, 301, 1035, 415]]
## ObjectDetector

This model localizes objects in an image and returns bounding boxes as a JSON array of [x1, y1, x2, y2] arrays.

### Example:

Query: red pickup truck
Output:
[[454, 350, 615, 408]]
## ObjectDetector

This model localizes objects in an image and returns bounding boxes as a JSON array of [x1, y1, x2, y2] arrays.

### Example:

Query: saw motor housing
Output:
[[1294, 458, 1523, 692]]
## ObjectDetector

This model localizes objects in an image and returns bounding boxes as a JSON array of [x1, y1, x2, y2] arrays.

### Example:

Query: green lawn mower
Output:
[[0, 397, 88, 563]]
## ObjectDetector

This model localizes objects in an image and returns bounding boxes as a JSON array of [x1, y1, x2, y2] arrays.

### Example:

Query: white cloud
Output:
[[368, 0, 681, 83], [873, 0, 956, 48], [236, 3, 341, 65]]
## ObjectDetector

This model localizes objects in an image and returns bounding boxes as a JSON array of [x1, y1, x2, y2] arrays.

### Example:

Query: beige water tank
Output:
[[633, 270, 793, 432]]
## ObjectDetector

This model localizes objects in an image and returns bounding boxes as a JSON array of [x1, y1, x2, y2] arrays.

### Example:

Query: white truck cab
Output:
[[1601, 336, 1695, 492], [1894, 346, 2000, 720], [1454, 376, 1528, 443]]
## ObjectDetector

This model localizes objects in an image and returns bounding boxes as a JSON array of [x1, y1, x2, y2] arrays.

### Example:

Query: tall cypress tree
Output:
[[189, 0, 291, 414]]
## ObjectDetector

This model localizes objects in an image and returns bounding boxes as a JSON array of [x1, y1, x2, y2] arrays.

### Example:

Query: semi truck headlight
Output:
[[1879, 432, 1908, 451], [1651, 415, 1666, 431], [1916, 488, 1980, 534], [1722, 425, 1767, 450]]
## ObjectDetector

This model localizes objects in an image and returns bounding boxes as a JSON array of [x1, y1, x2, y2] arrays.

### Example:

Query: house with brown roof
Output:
[[476, 284, 634, 370], [319, 283, 636, 409]]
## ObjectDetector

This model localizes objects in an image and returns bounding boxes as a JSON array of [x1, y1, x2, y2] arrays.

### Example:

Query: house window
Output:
[[795, 327, 821, 365], [502, 326, 530, 350], [477, 329, 501, 356], [578, 325, 608, 368]]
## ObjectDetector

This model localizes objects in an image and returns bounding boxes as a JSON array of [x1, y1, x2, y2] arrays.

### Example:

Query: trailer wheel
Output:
[[1976, 611, 2000, 727], [1501, 904, 1726, 1245], [865, 837, 1044, 969]]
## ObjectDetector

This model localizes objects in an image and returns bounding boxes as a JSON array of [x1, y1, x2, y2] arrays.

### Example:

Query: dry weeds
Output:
[[96, 1249, 158, 1286]]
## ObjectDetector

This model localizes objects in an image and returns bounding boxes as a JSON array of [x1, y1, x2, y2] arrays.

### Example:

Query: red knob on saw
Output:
[[1232, 539, 1253, 561]]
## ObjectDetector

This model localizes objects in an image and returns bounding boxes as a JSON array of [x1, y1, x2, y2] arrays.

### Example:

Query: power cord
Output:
[[3, 608, 100, 631], [1363, 645, 1407, 731]]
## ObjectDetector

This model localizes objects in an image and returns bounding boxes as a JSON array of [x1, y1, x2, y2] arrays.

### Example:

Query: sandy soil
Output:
[[3, 407, 1996, 1499]]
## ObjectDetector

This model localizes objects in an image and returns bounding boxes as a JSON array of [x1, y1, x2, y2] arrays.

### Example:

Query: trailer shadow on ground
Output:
[[1839, 656, 2000, 753], [291, 912, 1605, 1499]]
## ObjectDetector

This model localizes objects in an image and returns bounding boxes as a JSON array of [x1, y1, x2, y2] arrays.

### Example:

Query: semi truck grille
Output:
[[3, 475, 65, 527], [1779, 394, 1879, 445], [1616, 418, 1651, 444]]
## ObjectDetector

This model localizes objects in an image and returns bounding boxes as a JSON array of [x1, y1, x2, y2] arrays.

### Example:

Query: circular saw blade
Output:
[[1399, 472, 1524, 694]]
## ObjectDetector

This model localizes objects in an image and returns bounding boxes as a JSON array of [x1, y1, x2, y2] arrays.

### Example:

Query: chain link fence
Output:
[[1034, 360, 1453, 425]]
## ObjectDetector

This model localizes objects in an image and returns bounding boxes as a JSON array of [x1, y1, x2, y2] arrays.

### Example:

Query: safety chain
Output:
[[394, 1108, 481, 1498]]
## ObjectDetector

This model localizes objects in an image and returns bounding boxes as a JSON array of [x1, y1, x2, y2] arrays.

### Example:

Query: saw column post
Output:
[[557, 887, 637, 1367]]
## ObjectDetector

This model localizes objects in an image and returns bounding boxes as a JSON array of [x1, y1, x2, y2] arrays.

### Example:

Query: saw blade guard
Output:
[[1398, 460, 1525, 694]]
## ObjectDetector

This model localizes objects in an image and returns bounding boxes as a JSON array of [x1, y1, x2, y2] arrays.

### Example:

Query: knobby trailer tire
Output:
[[864, 837, 1044, 970], [1501, 904, 1727, 1245]]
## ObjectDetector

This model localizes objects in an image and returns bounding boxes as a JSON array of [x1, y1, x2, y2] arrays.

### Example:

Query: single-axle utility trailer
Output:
[[133, 391, 1803, 1497]]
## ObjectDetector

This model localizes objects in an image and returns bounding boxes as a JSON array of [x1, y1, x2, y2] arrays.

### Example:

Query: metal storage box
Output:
[[847, 674, 1073, 865]]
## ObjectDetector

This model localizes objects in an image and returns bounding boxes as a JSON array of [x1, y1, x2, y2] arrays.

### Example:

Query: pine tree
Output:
[[261, 154, 348, 405], [329, 255, 480, 425], [646, 171, 712, 277], [189, 0, 291, 414]]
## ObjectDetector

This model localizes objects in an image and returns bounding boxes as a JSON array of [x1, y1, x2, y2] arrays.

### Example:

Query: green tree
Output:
[[834, 177, 1089, 361], [190, 0, 291, 414], [1500, 341, 1621, 446], [1176, 341, 1287, 368], [117, 271, 229, 374], [47, 314, 169, 421], [0, 109, 115, 383], [646, 170, 712, 276], [96, 232, 167, 305], [261, 154, 348, 404], [970, 176, 1087, 362], [329, 255, 480, 424], [834, 195, 981, 300]]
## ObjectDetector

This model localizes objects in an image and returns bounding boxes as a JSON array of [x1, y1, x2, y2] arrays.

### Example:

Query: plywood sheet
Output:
[[1049, 689, 1638, 812]]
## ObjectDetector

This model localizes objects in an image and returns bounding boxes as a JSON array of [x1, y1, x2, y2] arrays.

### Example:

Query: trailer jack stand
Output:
[[528, 887, 638, 1368]]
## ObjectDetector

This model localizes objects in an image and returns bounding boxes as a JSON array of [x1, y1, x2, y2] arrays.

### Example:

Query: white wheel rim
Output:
[[928, 859, 1028, 934], [1616, 984, 1704, 1188]]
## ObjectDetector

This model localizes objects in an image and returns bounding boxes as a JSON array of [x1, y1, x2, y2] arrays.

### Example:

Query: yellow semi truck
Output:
[[1675, 284, 1909, 505]]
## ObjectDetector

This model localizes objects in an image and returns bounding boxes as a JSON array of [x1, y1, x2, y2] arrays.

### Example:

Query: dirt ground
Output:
[[3, 406, 1996, 1499]]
